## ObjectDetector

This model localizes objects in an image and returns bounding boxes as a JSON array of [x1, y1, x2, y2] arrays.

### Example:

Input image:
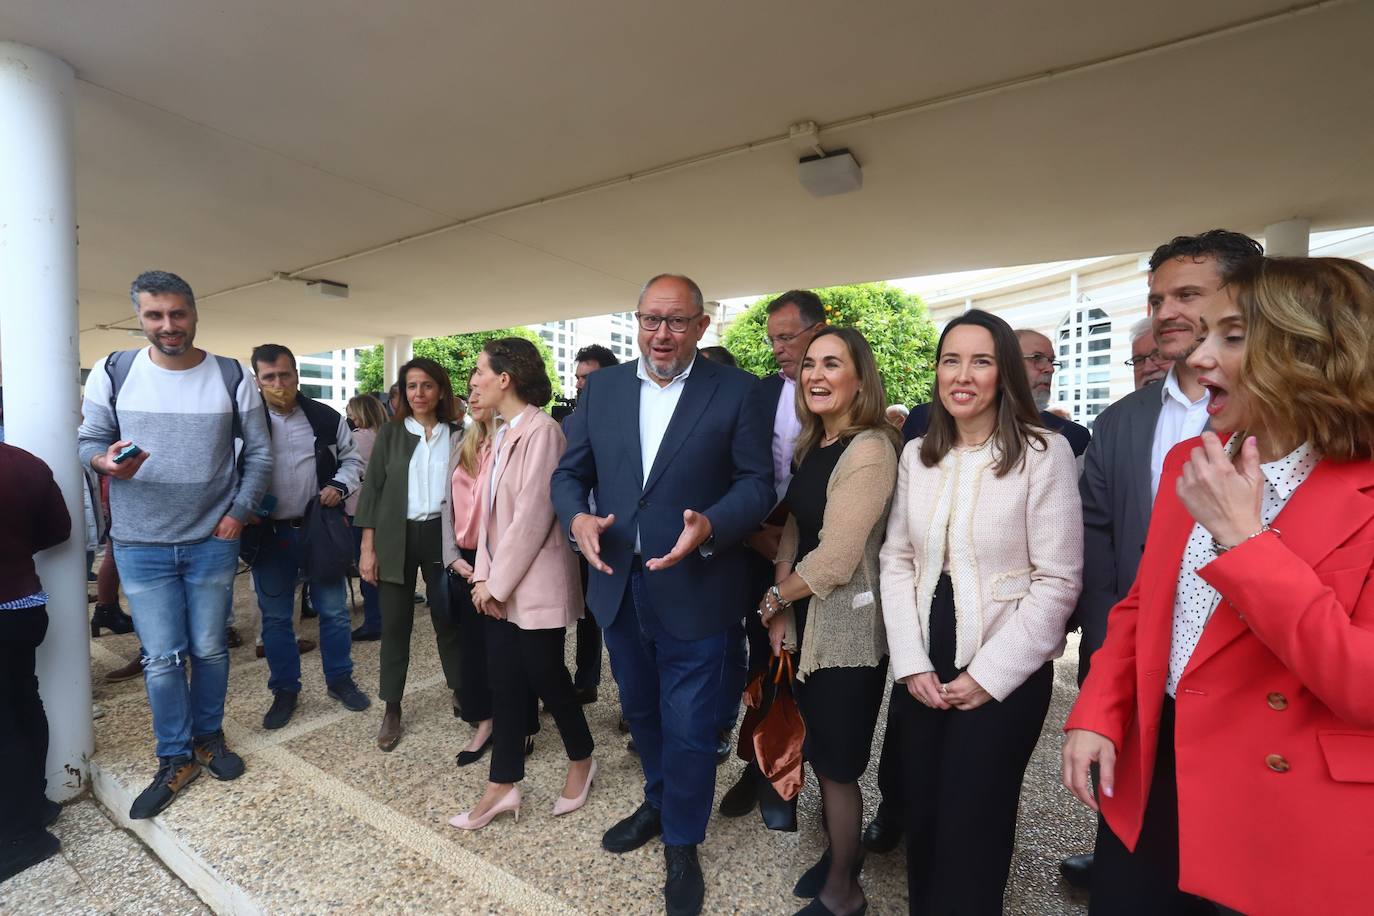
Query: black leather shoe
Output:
[[793, 895, 866, 915], [327, 678, 371, 712], [718, 765, 758, 817], [0, 828, 61, 884], [1059, 852, 1094, 889], [193, 730, 245, 780], [224, 626, 244, 649], [861, 806, 901, 854], [715, 729, 733, 765], [602, 801, 663, 853], [263, 690, 299, 730], [664, 844, 705, 916], [90, 603, 134, 637], [129, 756, 201, 819], [573, 686, 598, 705], [351, 626, 381, 642], [300, 593, 317, 619]]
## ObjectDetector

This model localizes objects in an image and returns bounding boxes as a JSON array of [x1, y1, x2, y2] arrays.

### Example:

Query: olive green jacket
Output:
[[353, 419, 464, 585]]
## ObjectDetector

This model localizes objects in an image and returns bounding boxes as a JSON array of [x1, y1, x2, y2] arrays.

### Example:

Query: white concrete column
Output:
[[1264, 218, 1311, 257], [0, 42, 92, 801], [382, 335, 413, 391]]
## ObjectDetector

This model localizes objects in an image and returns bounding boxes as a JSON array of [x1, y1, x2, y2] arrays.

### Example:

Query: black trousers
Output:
[[0, 606, 49, 842], [1090, 699, 1231, 916], [573, 557, 601, 691], [448, 547, 492, 724], [485, 617, 593, 784], [893, 574, 1053, 915]]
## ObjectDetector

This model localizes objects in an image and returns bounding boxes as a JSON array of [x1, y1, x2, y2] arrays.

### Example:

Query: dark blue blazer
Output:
[[551, 356, 775, 641], [901, 401, 1091, 456]]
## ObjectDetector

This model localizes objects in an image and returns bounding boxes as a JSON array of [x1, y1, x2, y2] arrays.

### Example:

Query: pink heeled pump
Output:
[[553, 759, 597, 817], [448, 787, 521, 830]]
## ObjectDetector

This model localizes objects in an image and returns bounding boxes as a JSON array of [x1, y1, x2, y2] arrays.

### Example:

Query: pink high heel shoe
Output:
[[448, 787, 522, 830], [553, 759, 597, 817]]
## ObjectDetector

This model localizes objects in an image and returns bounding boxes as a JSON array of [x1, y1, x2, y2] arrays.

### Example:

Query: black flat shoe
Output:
[[1059, 852, 1094, 889], [793, 849, 864, 899], [793, 896, 866, 916], [456, 733, 493, 767], [351, 626, 381, 642], [665, 844, 704, 916], [602, 801, 662, 853]]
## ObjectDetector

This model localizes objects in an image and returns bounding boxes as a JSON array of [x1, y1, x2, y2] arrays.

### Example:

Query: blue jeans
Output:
[[251, 523, 352, 693], [114, 537, 239, 759], [602, 562, 729, 846], [350, 518, 381, 633]]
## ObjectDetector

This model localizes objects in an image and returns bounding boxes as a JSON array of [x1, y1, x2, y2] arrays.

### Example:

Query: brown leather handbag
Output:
[[749, 651, 806, 802]]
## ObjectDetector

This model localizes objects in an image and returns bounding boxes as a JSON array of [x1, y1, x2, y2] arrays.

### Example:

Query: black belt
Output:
[[270, 517, 306, 530]]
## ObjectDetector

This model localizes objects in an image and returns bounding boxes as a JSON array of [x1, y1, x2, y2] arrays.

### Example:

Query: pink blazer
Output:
[[473, 405, 583, 630]]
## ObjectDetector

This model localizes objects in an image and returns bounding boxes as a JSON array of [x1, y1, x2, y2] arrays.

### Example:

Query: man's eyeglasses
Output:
[[1124, 349, 1165, 368], [1023, 353, 1062, 370], [767, 321, 821, 348], [635, 311, 701, 333]]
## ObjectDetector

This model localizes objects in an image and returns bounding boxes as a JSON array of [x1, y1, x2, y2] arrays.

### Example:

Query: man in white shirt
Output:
[[1059, 229, 1264, 890], [553, 273, 774, 916]]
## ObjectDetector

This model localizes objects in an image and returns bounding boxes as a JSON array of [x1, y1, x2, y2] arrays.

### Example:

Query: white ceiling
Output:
[[3, 0, 1372, 365]]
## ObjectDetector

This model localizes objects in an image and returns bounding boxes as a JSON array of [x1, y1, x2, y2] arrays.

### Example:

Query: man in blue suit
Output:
[[552, 273, 774, 916]]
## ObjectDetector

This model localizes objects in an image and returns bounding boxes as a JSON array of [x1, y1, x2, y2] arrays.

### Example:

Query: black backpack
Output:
[[104, 349, 244, 442]]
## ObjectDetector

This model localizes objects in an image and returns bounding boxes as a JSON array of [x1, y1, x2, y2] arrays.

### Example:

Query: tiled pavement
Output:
[[7, 570, 1095, 914]]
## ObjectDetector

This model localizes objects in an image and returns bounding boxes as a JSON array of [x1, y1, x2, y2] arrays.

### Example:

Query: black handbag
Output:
[[301, 498, 354, 582]]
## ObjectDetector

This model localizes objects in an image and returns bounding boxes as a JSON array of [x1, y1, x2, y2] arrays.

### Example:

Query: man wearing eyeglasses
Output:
[[553, 273, 774, 916], [1015, 329, 1092, 457], [1124, 318, 1173, 389]]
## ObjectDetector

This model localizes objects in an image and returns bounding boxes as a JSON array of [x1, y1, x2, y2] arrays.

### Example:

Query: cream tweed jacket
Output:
[[879, 432, 1082, 701], [776, 429, 899, 680]]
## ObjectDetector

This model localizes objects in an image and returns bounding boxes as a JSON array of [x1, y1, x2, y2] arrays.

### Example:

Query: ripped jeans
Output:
[[113, 536, 240, 759]]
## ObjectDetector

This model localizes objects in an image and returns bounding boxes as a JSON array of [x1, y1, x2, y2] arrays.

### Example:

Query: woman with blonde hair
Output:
[[881, 308, 1082, 913], [1064, 257, 1374, 916], [345, 394, 388, 641], [760, 327, 899, 916]]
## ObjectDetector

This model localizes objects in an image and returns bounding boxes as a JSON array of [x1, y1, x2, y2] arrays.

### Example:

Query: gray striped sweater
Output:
[[78, 347, 272, 546]]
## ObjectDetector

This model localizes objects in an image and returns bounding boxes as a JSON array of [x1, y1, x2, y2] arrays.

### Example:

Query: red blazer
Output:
[[1066, 437, 1374, 916]]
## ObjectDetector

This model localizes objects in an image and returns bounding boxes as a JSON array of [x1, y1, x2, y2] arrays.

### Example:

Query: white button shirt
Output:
[[1151, 366, 1211, 497], [635, 356, 695, 552], [772, 375, 802, 503], [403, 416, 450, 521], [1166, 439, 1319, 696]]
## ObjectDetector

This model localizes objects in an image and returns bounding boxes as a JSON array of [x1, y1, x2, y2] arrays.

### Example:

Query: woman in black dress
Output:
[[760, 327, 900, 916]]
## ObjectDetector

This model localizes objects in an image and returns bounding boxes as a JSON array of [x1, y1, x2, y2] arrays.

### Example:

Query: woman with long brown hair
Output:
[[880, 308, 1082, 913], [354, 357, 465, 751], [759, 327, 899, 916]]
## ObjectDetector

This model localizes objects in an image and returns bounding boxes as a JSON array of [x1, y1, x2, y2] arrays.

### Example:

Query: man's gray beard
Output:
[[1033, 389, 1051, 410], [647, 354, 692, 382]]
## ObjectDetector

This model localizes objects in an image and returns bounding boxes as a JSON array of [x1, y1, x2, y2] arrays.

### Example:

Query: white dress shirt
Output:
[[772, 375, 802, 503], [1166, 439, 1319, 696], [635, 356, 695, 552], [1151, 366, 1211, 497], [489, 409, 525, 511], [403, 416, 450, 521]]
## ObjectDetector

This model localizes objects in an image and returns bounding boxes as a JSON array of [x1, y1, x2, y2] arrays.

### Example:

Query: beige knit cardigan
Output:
[[775, 429, 899, 680], [879, 433, 1082, 701]]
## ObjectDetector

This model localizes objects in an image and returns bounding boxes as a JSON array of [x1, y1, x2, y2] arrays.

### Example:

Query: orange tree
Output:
[[721, 282, 937, 407]]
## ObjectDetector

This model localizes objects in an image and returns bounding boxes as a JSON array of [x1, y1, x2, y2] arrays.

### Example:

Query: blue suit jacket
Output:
[[551, 356, 775, 641]]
